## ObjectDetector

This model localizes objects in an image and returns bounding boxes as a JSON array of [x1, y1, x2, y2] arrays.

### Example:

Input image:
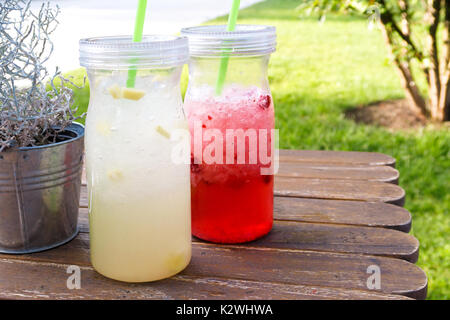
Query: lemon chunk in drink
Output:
[[108, 84, 146, 101], [156, 125, 171, 139], [108, 84, 122, 99], [122, 87, 146, 100]]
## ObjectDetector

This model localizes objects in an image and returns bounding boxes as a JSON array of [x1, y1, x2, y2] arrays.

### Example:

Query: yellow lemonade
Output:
[[85, 73, 191, 282]]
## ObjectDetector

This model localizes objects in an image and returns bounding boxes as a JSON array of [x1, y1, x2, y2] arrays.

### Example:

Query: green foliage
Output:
[[296, 0, 369, 17], [296, 0, 450, 121], [60, 68, 90, 124], [66, 0, 449, 299]]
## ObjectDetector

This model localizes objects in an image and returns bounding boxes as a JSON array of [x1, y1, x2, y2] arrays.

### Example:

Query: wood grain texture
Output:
[[0, 235, 427, 299], [81, 162, 399, 185], [274, 198, 412, 232], [278, 162, 399, 184], [77, 208, 418, 262], [80, 194, 412, 232], [275, 176, 405, 206], [24, 150, 425, 301], [188, 244, 427, 299], [0, 258, 410, 300], [279, 149, 396, 167], [79, 179, 406, 209], [255, 221, 418, 262]]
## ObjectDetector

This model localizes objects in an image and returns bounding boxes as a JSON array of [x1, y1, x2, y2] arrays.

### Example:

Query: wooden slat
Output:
[[275, 176, 405, 206], [80, 185, 88, 207], [81, 163, 399, 185], [1, 235, 427, 299], [79, 189, 412, 232], [250, 221, 418, 262], [76, 208, 417, 262], [279, 149, 396, 167], [277, 162, 399, 184], [0, 259, 410, 300], [190, 244, 427, 299], [274, 198, 411, 232], [79, 179, 406, 209]]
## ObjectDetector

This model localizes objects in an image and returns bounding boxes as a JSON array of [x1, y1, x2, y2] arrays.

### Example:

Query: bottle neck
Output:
[[186, 55, 270, 95]]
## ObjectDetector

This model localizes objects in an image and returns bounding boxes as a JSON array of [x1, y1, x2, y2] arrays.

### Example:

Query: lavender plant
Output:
[[0, 0, 83, 151]]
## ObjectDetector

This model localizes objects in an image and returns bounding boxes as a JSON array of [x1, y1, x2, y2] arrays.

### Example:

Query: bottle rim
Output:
[[79, 35, 189, 70], [180, 25, 277, 58]]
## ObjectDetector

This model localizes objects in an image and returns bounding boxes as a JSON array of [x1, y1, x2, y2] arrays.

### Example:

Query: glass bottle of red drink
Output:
[[181, 25, 277, 243]]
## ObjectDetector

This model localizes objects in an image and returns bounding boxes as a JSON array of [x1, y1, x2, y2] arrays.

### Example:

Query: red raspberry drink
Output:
[[181, 24, 277, 243], [184, 86, 274, 243]]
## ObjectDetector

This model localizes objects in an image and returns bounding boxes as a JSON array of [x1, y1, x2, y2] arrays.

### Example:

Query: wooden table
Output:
[[0, 150, 427, 300]]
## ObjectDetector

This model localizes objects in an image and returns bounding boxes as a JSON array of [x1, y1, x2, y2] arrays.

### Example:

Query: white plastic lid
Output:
[[79, 35, 189, 70], [180, 25, 276, 57]]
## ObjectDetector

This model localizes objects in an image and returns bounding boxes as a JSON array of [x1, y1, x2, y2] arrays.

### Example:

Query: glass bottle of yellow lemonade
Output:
[[79, 36, 191, 282]]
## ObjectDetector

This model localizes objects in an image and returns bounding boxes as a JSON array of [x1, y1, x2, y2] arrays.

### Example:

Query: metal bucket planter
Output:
[[0, 123, 84, 254]]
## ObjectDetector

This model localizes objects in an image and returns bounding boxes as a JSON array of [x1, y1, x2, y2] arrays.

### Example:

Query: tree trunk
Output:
[[427, 0, 445, 121], [443, 84, 450, 121], [379, 22, 429, 118], [440, 0, 450, 121]]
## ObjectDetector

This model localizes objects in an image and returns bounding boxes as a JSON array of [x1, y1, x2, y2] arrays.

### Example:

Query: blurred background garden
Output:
[[61, 0, 449, 299]]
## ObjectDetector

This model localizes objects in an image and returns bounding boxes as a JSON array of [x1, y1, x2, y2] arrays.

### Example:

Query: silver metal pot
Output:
[[0, 123, 84, 253]]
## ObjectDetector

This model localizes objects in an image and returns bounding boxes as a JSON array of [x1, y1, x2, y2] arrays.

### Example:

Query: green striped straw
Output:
[[126, 0, 148, 88], [215, 0, 240, 95]]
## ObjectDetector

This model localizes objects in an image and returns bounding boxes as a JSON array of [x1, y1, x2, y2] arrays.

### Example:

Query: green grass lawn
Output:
[[66, 0, 449, 299]]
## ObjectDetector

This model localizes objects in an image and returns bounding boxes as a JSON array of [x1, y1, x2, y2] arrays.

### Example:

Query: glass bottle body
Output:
[[85, 64, 191, 282], [184, 55, 274, 243]]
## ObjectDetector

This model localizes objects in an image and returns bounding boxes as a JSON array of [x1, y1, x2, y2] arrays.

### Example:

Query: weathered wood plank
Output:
[[80, 186, 88, 207], [279, 149, 396, 167], [250, 221, 418, 262], [79, 201, 411, 234], [274, 198, 411, 232], [79, 178, 406, 209], [0, 259, 410, 300], [275, 177, 405, 206], [76, 208, 417, 261], [278, 162, 399, 184], [188, 244, 427, 299], [81, 162, 399, 185], [0, 235, 427, 299], [79, 196, 412, 232]]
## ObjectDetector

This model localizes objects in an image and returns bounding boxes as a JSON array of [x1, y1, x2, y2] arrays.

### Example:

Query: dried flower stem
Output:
[[0, 0, 84, 151]]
